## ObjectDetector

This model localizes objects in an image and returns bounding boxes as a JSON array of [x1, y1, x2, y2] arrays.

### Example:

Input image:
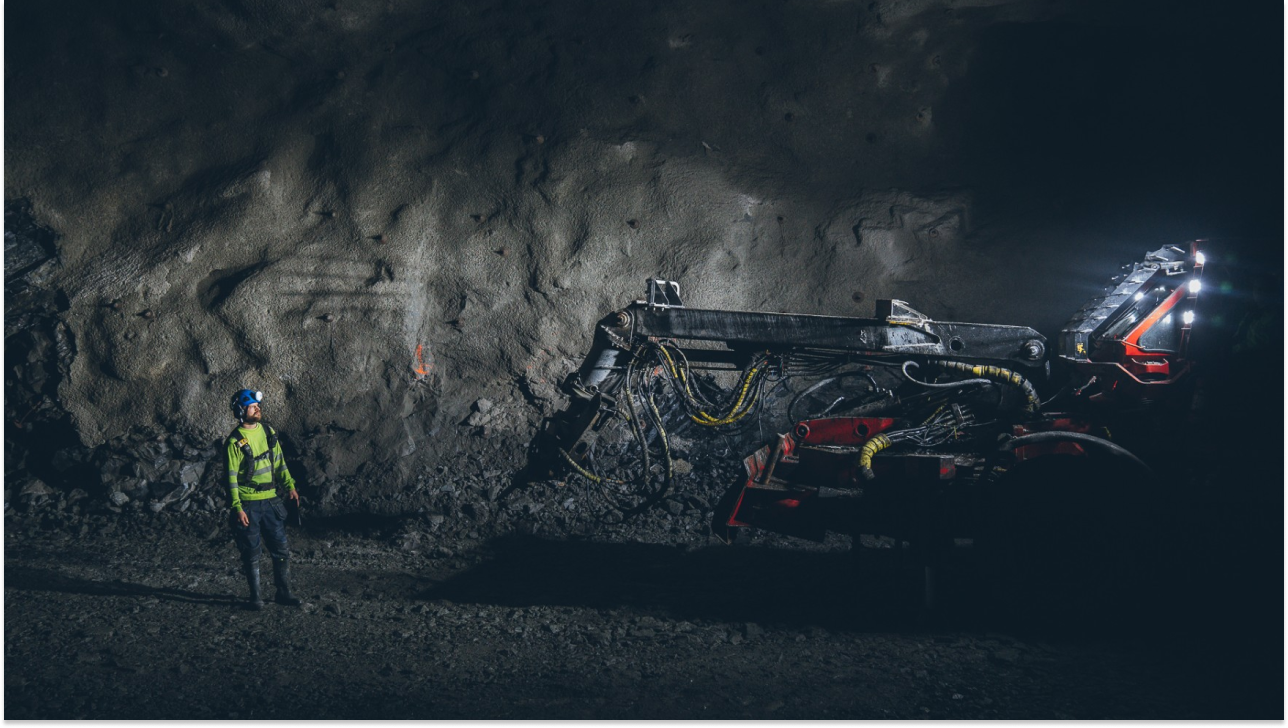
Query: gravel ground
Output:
[[4, 507, 1262, 720]]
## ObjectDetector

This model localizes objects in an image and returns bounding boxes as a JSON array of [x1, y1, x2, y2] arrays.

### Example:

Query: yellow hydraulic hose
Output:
[[858, 433, 893, 480], [933, 359, 1040, 414], [658, 344, 764, 426], [559, 447, 629, 485]]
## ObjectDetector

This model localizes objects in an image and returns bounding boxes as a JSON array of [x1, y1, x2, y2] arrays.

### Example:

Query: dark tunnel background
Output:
[[942, 24, 1284, 703]]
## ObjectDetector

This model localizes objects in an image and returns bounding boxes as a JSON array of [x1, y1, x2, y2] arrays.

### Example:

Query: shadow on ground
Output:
[[4, 565, 240, 607], [422, 535, 1020, 633]]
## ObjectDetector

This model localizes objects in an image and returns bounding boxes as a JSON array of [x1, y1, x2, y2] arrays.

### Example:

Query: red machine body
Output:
[[718, 416, 1099, 544], [1060, 241, 1204, 404]]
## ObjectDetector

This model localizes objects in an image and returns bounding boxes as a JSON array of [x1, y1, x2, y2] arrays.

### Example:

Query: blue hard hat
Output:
[[230, 388, 263, 419]]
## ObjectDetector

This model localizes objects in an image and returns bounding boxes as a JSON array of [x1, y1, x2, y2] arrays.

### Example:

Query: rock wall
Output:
[[5, 0, 1280, 516]]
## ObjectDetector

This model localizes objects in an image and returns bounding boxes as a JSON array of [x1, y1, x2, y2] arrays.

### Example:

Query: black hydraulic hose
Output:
[[787, 377, 837, 422], [622, 352, 651, 484], [902, 360, 990, 389], [1001, 431, 1155, 478], [787, 371, 880, 423]]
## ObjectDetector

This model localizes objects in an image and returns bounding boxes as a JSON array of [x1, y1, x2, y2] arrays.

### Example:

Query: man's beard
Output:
[[243, 412, 262, 423]]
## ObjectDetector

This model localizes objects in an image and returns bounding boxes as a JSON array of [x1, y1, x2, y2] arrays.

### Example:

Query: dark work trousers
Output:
[[231, 497, 290, 565]]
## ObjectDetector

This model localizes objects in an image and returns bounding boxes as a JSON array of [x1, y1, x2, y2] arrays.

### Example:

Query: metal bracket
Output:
[[646, 279, 684, 308], [875, 299, 932, 329]]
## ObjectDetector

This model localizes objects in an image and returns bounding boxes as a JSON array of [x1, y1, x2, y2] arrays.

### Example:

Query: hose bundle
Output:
[[857, 403, 979, 479], [558, 341, 777, 514]]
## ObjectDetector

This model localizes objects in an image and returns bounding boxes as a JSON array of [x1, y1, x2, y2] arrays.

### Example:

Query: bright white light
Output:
[[1134, 292, 1144, 301], [1195, 251, 1206, 266], [1188, 279, 1202, 294], [1163, 314, 1173, 325], [1183, 310, 1195, 325]]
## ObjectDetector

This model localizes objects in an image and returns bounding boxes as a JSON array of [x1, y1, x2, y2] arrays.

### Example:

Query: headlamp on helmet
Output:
[[230, 388, 263, 420]]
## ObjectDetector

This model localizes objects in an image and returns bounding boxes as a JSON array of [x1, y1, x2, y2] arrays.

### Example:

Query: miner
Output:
[[226, 388, 302, 610]]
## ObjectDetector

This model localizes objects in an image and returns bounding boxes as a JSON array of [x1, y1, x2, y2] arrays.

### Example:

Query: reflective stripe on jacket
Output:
[[225, 424, 295, 511]]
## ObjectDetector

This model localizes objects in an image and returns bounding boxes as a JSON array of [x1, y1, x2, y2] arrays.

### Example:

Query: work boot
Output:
[[272, 558, 302, 607], [244, 562, 264, 611]]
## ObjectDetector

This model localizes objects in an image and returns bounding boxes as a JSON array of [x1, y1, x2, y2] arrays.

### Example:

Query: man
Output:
[[226, 388, 302, 610]]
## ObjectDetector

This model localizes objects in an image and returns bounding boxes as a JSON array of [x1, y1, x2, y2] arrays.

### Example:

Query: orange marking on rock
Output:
[[414, 344, 434, 375]]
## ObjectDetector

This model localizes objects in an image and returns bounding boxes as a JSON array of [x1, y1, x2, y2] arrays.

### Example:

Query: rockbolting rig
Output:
[[533, 242, 1206, 610]]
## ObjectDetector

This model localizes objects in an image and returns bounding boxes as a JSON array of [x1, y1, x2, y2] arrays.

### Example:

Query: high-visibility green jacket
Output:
[[225, 423, 295, 512]]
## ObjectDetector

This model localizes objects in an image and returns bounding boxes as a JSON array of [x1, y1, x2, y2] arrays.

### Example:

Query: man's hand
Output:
[[287, 488, 300, 505], [236, 509, 249, 528]]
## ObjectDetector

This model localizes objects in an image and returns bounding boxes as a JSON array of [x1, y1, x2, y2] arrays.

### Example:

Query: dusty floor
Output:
[[5, 507, 1275, 720]]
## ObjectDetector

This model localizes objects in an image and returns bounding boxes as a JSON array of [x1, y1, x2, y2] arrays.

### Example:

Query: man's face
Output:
[[243, 402, 262, 423]]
